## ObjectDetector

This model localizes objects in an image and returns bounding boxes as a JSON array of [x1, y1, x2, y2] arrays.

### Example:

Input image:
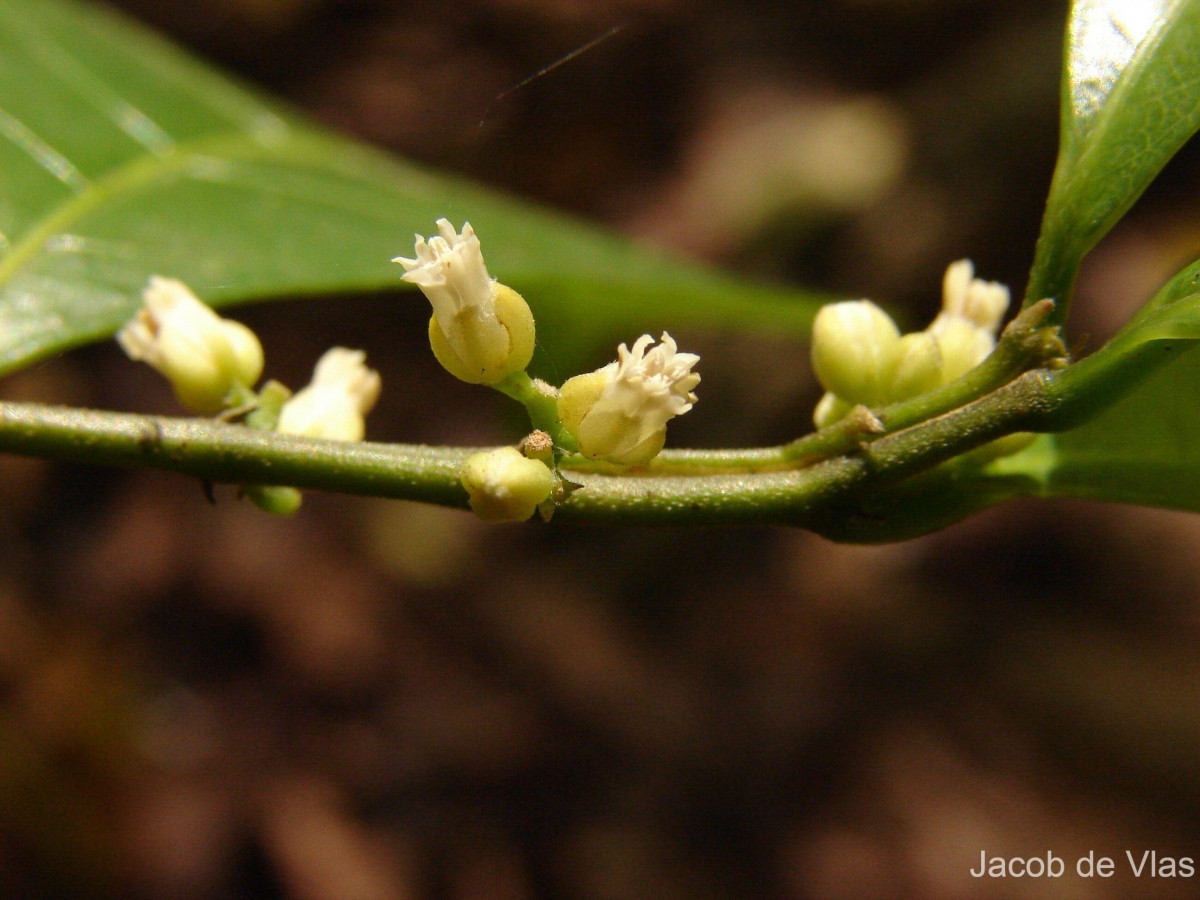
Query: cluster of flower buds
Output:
[[122, 212, 1028, 525], [810, 259, 1009, 427], [396, 220, 702, 521], [122, 219, 704, 523], [117, 277, 380, 513]]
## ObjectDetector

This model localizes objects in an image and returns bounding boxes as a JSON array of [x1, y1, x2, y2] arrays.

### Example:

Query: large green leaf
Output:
[[972, 0, 1200, 517], [1026, 0, 1200, 316], [0, 0, 824, 378]]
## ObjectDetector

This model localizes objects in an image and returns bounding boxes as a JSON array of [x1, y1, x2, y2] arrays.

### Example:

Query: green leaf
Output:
[[0, 0, 825, 378], [1027, 0, 1200, 319]]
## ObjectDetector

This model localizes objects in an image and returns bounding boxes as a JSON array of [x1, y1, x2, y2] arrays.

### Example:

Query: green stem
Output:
[[0, 401, 470, 507], [556, 368, 1060, 525], [0, 304, 1135, 534], [0, 365, 1059, 531], [493, 371, 577, 452]]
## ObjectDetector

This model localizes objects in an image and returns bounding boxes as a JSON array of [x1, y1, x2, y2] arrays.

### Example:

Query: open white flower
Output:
[[394, 219, 534, 384], [117, 276, 263, 414], [277, 348, 381, 442], [558, 333, 700, 466]]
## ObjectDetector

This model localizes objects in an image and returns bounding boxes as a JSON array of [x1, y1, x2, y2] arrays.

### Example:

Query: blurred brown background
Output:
[[2, 0, 1200, 897]]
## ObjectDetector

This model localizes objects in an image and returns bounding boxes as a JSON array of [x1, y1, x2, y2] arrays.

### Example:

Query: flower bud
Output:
[[519, 430, 555, 465], [884, 331, 943, 401], [935, 259, 1009, 335], [812, 391, 853, 428], [460, 447, 555, 522], [558, 333, 700, 467], [931, 316, 995, 383], [810, 300, 901, 406], [277, 348, 381, 441], [395, 220, 535, 384], [117, 276, 264, 414]]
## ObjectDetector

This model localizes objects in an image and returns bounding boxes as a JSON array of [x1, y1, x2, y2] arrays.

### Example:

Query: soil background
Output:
[[3, 1, 1200, 898]]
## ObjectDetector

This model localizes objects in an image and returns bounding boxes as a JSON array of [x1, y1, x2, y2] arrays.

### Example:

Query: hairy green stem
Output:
[[0, 401, 470, 506], [0, 362, 1060, 529], [556, 368, 1059, 525]]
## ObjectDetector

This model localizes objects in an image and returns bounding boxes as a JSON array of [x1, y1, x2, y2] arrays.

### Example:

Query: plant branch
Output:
[[0, 401, 470, 507], [0, 359, 1061, 531]]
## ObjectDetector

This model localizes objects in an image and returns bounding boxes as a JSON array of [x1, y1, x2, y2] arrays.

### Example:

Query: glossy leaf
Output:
[[1026, 0, 1200, 318], [0, 0, 825, 378]]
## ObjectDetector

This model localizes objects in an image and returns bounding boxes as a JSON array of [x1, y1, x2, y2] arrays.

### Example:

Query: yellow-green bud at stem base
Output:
[[428, 284, 535, 385], [557, 371, 607, 441], [460, 447, 555, 522], [933, 316, 995, 383]]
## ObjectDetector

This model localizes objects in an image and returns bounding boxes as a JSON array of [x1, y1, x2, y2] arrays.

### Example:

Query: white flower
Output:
[[394, 219, 534, 384], [277, 348, 381, 441], [931, 259, 1009, 336], [117, 276, 263, 414], [558, 332, 700, 466], [395, 219, 494, 327], [460, 446, 555, 522], [928, 259, 1011, 381]]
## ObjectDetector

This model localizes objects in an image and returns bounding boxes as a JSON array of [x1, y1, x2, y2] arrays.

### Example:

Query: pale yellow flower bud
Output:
[[810, 300, 901, 406], [812, 391, 853, 428], [460, 447, 555, 522], [558, 333, 700, 466], [885, 331, 944, 401], [395, 220, 535, 384], [117, 276, 264, 414], [931, 316, 995, 383], [277, 348, 381, 442], [935, 259, 1009, 335], [926, 259, 1009, 382]]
